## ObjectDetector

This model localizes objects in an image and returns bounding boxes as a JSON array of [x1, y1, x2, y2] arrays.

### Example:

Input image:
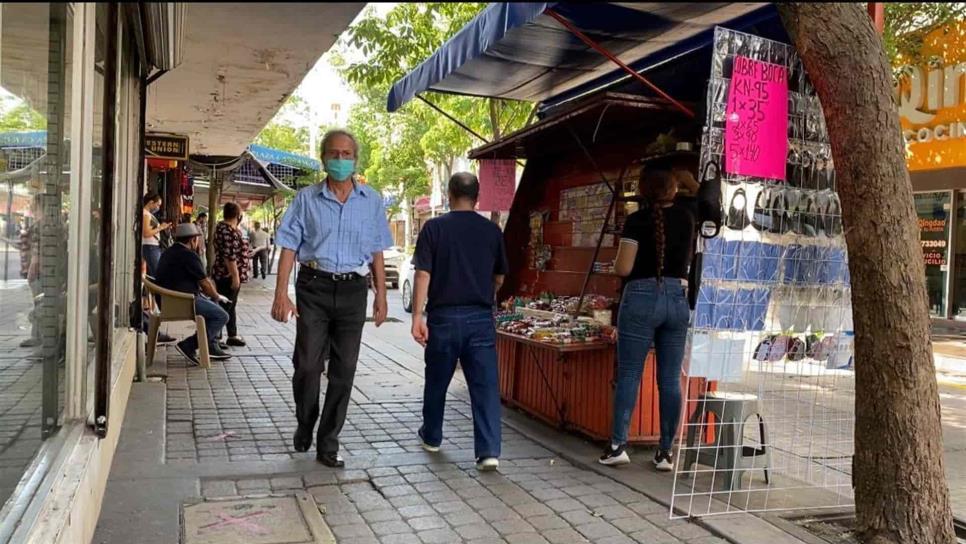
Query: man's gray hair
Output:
[[320, 129, 360, 158]]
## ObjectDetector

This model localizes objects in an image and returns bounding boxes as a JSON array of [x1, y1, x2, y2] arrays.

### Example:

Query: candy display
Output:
[[497, 293, 617, 346]]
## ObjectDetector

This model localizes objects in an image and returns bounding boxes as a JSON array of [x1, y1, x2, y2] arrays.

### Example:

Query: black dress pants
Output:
[[214, 277, 240, 337], [292, 270, 367, 454]]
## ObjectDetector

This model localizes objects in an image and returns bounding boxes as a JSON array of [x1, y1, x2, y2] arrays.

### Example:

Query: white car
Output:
[[383, 246, 405, 289], [400, 256, 415, 313]]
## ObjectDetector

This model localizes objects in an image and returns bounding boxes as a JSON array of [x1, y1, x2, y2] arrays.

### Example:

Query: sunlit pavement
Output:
[[93, 278, 730, 544]]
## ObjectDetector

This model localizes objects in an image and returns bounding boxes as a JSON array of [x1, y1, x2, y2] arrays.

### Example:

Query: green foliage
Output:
[[884, 3, 966, 67], [337, 3, 530, 204], [253, 122, 308, 156], [0, 97, 46, 132]]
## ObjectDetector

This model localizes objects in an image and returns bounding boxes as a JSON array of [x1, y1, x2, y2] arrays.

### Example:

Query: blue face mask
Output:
[[325, 158, 355, 181]]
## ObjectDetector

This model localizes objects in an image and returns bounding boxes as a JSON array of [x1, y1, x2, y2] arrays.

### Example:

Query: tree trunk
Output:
[[777, 5, 954, 544]]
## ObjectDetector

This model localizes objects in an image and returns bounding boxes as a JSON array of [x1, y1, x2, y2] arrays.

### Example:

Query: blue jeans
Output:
[[142, 245, 162, 277], [612, 278, 690, 450], [180, 296, 229, 353], [421, 306, 502, 459]]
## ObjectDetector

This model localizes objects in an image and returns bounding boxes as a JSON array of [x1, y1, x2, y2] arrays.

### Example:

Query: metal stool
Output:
[[683, 392, 770, 491]]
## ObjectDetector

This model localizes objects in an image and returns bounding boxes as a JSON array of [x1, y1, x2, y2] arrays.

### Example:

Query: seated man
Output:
[[155, 223, 232, 366]]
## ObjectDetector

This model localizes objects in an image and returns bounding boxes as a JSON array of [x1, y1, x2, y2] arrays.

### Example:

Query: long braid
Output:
[[652, 203, 666, 280]]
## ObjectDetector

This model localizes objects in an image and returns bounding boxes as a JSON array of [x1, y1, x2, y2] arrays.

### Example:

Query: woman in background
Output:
[[142, 192, 171, 277], [599, 167, 698, 471]]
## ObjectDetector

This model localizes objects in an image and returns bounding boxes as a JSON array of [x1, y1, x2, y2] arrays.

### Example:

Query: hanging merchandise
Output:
[[751, 187, 772, 232], [725, 187, 749, 231]]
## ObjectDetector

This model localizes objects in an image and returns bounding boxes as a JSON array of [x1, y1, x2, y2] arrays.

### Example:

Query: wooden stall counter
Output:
[[497, 331, 710, 445]]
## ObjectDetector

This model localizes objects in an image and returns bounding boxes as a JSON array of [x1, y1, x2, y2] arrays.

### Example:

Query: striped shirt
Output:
[[275, 181, 393, 275]]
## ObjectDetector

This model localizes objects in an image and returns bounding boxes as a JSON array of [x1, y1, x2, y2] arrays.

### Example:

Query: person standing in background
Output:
[[250, 221, 271, 279], [411, 172, 507, 472], [142, 192, 171, 277], [194, 212, 209, 269], [212, 202, 247, 348]]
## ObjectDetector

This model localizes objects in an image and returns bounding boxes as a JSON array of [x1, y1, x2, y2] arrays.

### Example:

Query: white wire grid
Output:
[[670, 28, 856, 518]]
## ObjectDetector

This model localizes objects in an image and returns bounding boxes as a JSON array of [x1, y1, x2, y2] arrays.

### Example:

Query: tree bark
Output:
[[778, 5, 954, 544]]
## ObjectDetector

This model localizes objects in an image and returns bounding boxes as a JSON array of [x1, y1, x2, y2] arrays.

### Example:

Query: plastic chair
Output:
[[683, 392, 770, 492], [143, 277, 210, 369]]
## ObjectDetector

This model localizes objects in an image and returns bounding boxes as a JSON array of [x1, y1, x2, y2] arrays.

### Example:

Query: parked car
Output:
[[383, 246, 405, 289], [400, 256, 415, 313]]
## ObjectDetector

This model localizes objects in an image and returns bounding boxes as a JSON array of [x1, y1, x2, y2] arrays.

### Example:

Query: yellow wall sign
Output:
[[897, 20, 966, 172]]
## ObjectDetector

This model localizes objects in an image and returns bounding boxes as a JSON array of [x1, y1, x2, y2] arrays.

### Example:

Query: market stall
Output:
[[389, 0, 859, 516], [464, 92, 711, 443]]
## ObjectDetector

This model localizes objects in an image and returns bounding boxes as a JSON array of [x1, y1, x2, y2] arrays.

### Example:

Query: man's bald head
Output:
[[448, 172, 479, 203]]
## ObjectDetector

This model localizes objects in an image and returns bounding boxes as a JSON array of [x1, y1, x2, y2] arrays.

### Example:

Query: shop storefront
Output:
[[0, 4, 178, 542], [902, 20, 966, 322]]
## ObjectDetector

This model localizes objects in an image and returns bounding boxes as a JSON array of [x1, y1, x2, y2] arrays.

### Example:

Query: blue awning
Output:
[[247, 143, 321, 172], [387, 2, 782, 113]]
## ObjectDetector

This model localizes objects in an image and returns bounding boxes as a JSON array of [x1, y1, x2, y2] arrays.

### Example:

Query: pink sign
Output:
[[724, 55, 789, 180], [477, 159, 516, 211]]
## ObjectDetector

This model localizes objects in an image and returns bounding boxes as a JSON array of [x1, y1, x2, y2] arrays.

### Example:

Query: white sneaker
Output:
[[418, 429, 440, 453], [476, 457, 499, 472], [598, 444, 631, 466], [653, 449, 674, 472]]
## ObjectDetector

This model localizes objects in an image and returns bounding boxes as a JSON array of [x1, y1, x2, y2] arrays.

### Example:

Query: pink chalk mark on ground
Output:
[[198, 509, 270, 535]]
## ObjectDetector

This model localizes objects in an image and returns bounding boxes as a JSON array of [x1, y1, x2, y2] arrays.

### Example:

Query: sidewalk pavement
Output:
[[90, 280, 966, 544]]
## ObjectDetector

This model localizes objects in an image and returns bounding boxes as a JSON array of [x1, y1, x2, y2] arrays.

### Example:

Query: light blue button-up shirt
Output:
[[275, 181, 394, 275]]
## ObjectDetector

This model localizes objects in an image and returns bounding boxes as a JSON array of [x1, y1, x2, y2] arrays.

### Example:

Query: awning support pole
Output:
[[416, 95, 490, 144], [545, 9, 695, 119]]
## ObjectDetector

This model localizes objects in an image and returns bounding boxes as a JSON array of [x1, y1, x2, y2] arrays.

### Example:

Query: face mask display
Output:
[[324, 158, 355, 181]]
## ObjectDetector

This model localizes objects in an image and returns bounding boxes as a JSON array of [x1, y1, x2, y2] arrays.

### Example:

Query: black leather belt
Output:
[[299, 266, 367, 282]]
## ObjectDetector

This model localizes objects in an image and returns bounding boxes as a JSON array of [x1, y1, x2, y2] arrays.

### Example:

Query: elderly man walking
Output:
[[411, 172, 508, 472], [272, 129, 394, 468]]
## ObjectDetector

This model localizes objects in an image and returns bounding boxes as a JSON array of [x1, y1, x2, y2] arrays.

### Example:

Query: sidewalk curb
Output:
[[935, 353, 966, 377]]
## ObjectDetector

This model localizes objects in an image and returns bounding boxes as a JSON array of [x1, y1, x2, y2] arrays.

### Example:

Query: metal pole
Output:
[[3, 179, 12, 282], [545, 9, 695, 119], [94, 2, 119, 439]]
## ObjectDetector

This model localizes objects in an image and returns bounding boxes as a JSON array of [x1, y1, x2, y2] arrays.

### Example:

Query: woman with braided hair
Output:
[[599, 167, 699, 470]]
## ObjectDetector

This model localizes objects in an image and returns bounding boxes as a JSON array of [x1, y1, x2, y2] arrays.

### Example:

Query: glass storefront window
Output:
[[0, 3, 73, 508], [915, 191, 952, 318]]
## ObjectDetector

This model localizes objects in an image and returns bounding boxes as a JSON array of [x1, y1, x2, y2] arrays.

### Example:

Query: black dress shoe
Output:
[[316, 452, 344, 468], [293, 427, 312, 452]]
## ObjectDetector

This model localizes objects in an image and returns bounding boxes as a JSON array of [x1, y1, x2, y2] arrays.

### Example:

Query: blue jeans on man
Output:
[[612, 278, 690, 451], [419, 306, 501, 460], [179, 296, 229, 354]]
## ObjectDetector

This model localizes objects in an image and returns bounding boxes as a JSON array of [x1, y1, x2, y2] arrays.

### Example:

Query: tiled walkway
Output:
[[94, 283, 726, 544]]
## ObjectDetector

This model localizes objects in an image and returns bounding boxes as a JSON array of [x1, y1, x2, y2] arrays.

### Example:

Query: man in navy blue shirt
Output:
[[411, 172, 508, 472]]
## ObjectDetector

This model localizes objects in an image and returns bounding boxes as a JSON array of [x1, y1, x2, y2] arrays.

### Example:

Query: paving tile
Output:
[[407, 515, 448, 531]]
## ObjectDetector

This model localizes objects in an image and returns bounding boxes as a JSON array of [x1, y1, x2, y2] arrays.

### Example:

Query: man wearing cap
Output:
[[155, 222, 233, 366], [272, 129, 394, 468]]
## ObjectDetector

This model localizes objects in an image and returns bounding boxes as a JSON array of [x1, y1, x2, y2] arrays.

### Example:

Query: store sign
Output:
[[897, 20, 966, 171], [477, 159, 516, 211], [145, 133, 189, 160], [724, 56, 788, 181]]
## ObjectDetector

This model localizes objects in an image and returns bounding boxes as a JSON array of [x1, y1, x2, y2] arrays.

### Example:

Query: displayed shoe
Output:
[[317, 452, 345, 468], [19, 338, 41, 348], [209, 346, 232, 360], [598, 443, 631, 466], [293, 426, 312, 452], [218, 341, 229, 350], [156, 332, 177, 345], [476, 457, 499, 472], [226, 336, 247, 347], [653, 449, 674, 472], [418, 429, 440, 453], [175, 342, 201, 367]]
